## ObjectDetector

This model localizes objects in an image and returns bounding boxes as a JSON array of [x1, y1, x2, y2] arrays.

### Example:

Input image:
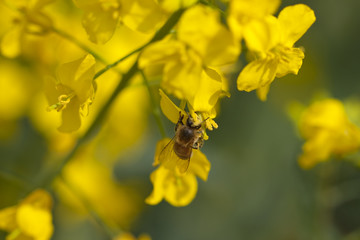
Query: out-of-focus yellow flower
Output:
[[44, 54, 96, 132], [114, 232, 151, 240], [146, 138, 210, 207], [55, 149, 142, 229], [236, 4, 316, 101], [139, 5, 238, 113], [1, 0, 54, 58], [298, 99, 360, 169], [73, 0, 166, 44], [0, 189, 53, 240]]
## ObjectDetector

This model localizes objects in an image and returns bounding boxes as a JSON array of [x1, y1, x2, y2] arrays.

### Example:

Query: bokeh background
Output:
[[1, 0, 360, 239]]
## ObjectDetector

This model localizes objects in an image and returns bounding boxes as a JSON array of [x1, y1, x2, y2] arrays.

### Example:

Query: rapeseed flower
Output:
[[298, 99, 360, 169], [139, 4, 239, 114], [0, 189, 53, 240], [146, 90, 211, 206], [146, 138, 210, 207], [45, 54, 96, 132], [235, 4, 316, 100]]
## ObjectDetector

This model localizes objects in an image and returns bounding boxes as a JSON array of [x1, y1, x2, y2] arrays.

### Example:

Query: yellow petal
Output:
[[256, 84, 271, 101], [243, 16, 280, 53], [161, 48, 203, 100], [79, 2, 120, 44], [188, 67, 227, 113], [228, 0, 280, 40], [145, 166, 169, 205], [278, 4, 316, 47], [159, 89, 185, 124], [177, 5, 240, 66], [121, 0, 166, 33], [16, 205, 53, 240], [57, 96, 81, 132], [237, 57, 277, 92], [275, 47, 305, 78], [138, 40, 185, 69], [189, 150, 211, 181], [164, 172, 198, 207]]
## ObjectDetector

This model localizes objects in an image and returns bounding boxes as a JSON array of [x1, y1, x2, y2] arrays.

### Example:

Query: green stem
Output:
[[93, 45, 145, 81], [33, 7, 186, 190], [140, 71, 166, 138], [51, 26, 108, 65]]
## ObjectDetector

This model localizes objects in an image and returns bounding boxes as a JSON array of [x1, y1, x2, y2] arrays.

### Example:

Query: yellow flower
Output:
[[1, 0, 54, 58], [44, 54, 96, 132], [0, 189, 53, 240], [146, 90, 212, 207], [146, 138, 210, 207], [298, 99, 360, 169], [139, 5, 238, 113], [73, 0, 166, 44], [236, 4, 316, 101]]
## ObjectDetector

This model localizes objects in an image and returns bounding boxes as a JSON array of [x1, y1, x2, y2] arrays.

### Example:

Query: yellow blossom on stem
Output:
[[0, 189, 53, 240], [139, 4, 238, 113], [298, 99, 360, 169], [44, 54, 96, 132], [236, 4, 316, 101], [146, 138, 210, 207], [146, 90, 212, 206]]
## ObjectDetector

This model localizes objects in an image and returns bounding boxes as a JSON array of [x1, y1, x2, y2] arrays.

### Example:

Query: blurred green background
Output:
[[2, 0, 360, 239]]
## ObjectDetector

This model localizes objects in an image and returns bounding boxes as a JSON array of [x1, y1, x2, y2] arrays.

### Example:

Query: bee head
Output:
[[186, 115, 202, 129]]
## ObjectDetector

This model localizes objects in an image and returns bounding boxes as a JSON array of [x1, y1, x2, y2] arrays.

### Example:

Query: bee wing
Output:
[[158, 137, 178, 170], [158, 137, 191, 173], [176, 154, 190, 174]]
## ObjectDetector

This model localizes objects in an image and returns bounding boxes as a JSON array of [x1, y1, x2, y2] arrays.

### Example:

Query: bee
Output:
[[159, 112, 205, 173]]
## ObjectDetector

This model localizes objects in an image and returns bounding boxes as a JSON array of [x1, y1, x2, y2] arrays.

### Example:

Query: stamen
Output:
[[46, 92, 75, 112]]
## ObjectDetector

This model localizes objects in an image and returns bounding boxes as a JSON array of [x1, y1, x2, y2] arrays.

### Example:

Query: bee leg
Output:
[[175, 111, 184, 131], [192, 138, 204, 149]]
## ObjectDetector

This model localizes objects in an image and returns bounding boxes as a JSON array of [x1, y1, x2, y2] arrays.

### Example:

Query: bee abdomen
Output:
[[173, 142, 192, 159]]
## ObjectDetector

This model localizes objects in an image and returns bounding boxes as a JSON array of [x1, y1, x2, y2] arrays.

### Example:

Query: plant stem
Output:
[[140, 70, 166, 138]]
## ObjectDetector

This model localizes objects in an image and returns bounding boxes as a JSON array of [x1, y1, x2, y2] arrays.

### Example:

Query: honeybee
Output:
[[159, 112, 205, 173]]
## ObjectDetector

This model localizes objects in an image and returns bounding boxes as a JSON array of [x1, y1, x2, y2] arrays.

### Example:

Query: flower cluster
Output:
[[0, 0, 320, 238]]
